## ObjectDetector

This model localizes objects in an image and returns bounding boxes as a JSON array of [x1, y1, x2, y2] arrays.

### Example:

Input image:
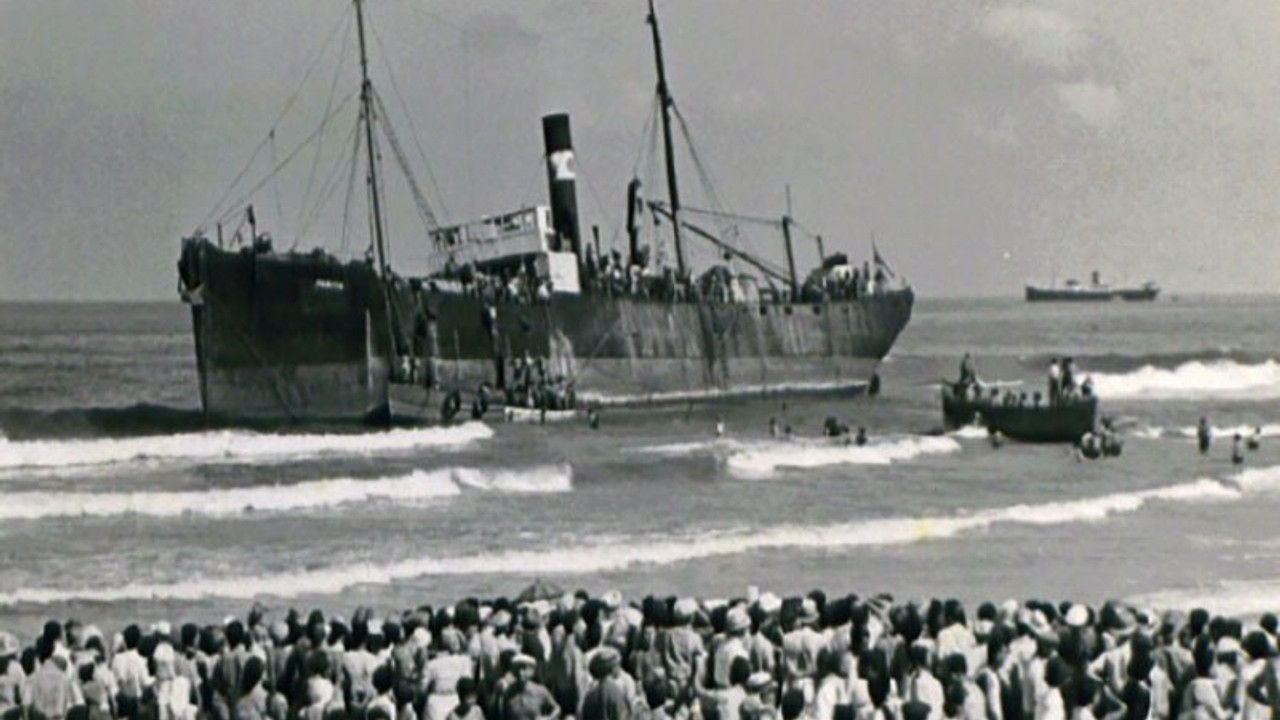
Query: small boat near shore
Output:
[[942, 385, 1098, 443], [503, 406, 580, 424]]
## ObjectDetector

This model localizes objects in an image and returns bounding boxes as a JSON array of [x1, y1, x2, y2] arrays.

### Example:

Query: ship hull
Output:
[[1024, 286, 1114, 302], [179, 239, 913, 424], [943, 387, 1097, 443], [1116, 288, 1159, 301], [1025, 285, 1159, 302]]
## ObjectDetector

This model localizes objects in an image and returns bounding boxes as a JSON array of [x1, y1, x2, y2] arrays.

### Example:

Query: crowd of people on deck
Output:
[[4, 591, 1280, 720], [952, 356, 1094, 410], [506, 355, 575, 413], [436, 259, 557, 307], [437, 244, 900, 306], [800, 261, 889, 304]]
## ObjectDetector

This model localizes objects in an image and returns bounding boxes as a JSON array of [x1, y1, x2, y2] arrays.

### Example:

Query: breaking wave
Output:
[[627, 440, 730, 458], [0, 464, 571, 520], [1089, 360, 1280, 401], [1020, 349, 1258, 375], [2, 470, 1250, 606], [726, 436, 961, 478], [0, 423, 494, 474]]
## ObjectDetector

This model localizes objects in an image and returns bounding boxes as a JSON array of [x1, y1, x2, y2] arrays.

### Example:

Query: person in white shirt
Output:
[[110, 625, 153, 718], [904, 641, 944, 720]]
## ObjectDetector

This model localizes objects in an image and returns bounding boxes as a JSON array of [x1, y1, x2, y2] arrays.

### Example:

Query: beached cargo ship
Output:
[[176, 0, 914, 424]]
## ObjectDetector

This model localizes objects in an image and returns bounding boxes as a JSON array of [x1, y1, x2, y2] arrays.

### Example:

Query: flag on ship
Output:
[[873, 242, 895, 278]]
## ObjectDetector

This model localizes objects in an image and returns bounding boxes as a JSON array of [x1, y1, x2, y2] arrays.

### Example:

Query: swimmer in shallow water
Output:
[[769, 417, 779, 438], [715, 414, 725, 438], [1232, 433, 1245, 465], [1247, 426, 1262, 451], [855, 427, 868, 447], [1197, 417, 1212, 455]]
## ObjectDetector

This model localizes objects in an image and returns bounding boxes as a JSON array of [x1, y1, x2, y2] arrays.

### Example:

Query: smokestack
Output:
[[542, 113, 581, 256]]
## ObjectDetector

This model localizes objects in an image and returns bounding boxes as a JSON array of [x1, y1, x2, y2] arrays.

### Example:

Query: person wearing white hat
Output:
[[741, 671, 780, 720], [153, 642, 198, 720], [712, 606, 752, 690], [503, 654, 559, 720]]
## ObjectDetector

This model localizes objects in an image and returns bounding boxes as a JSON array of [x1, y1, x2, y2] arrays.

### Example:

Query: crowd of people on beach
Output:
[[3, 590, 1278, 720]]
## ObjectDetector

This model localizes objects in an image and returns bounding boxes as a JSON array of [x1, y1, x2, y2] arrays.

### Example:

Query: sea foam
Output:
[[0, 423, 493, 473], [726, 435, 962, 479], [1089, 360, 1280, 401], [0, 470, 1244, 606], [0, 464, 571, 520]]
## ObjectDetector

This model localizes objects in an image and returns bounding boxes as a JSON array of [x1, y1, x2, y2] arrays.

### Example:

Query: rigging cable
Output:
[[197, 4, 352, 233], [681, 206, 782, 229], [575, 154, 626, 254], [212, 93, 359, 230], [671, 105, 736, 241], [340, 113, 364, 254], [373, 89, 439, 231], [268, 130, 285, 233], [297, 117, 362, 246], [295, 10, 354, 246], [369, 14, 450, 224]]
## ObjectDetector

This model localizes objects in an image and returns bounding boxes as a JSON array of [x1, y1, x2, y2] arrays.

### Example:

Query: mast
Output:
[[782, 185, 797, 299], [782, 214, 798, 300], [355, 0, 390, 279], [647, 0, 686, 277]]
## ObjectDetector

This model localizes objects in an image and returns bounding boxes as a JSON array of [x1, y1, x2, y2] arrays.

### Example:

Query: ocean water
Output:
[[2, 296, 1280, 637]]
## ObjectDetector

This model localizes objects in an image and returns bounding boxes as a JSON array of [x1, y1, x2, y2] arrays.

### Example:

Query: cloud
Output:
[[1056, 81, 1121, 127], [459, 11, 540, 59], [963, 108, 1022, 147], [981, 5, 1087, 70]]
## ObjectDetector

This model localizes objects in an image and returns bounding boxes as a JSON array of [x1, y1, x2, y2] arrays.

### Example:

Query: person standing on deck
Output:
[[959, 354, 976, 389], [1061, 358, 1077, 399], [1048, 359, 1062, 406]]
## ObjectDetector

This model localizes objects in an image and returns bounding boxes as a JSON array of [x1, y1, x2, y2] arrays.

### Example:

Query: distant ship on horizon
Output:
[[1025, 271, 1159, 302]]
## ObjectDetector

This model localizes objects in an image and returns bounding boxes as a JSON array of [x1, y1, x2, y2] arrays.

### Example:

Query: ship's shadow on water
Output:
[[0, 403, 434, 441], [0, 403, 314, 440]]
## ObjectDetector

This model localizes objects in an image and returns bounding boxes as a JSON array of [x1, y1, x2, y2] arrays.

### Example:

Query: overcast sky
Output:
[[3, 0, 1279, 300]]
